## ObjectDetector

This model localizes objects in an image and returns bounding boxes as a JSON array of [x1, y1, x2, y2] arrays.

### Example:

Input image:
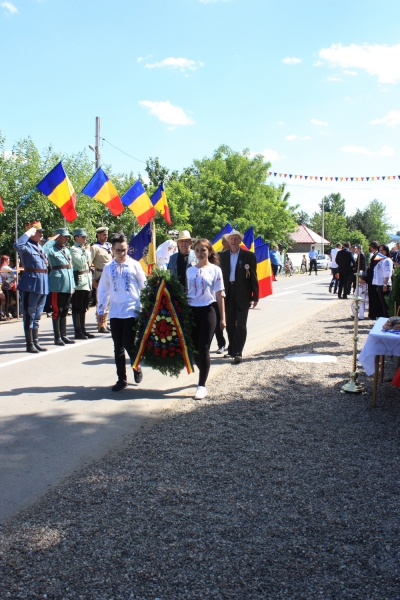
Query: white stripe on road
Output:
[[0, 335, 110, 369]]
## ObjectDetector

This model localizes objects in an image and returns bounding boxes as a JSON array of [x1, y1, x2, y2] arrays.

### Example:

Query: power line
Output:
[[101, 137, 147, 165]]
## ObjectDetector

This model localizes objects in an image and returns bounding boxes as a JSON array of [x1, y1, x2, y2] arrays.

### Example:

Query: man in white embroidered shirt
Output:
[[97, 231, 147, 391]]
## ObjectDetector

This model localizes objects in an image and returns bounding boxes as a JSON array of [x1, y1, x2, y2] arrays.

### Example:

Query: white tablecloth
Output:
[[358, 317, 400, 375]]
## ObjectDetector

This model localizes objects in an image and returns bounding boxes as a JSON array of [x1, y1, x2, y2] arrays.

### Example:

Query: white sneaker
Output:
[[216, 346, 225, 355], [194, 386, 208, 400]]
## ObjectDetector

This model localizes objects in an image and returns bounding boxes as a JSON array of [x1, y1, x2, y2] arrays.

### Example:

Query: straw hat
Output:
[[226, 229, 244, 241], [177, 230, 193, 241]]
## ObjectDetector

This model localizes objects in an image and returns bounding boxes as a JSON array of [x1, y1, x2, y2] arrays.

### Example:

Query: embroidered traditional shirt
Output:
[[97, 257, 146, 318], [186, 264, 224, 307]]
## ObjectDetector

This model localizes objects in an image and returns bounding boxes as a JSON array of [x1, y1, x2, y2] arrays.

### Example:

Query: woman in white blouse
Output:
[[372, 244, 393, 318], [186, 239, 226, 400]]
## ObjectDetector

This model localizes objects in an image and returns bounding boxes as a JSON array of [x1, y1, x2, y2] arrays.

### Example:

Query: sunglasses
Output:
[[114, 249, 127, 254]]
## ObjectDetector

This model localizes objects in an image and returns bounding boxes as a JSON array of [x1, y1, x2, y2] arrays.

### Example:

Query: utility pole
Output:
[[95, 116, 101, 170], [321, 198, 325, 254]]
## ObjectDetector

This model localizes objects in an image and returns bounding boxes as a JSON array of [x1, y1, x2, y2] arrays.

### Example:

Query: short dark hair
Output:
[[343, 242, 350, 248], [111, 231, 127, 246], [369, 241, 379, 250]]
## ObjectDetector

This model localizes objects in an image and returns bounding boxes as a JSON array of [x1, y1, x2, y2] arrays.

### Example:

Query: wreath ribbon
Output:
[[132, 279, 194, 374]]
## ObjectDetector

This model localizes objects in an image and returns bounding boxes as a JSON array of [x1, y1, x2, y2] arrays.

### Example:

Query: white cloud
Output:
[[319, 43, 400, 84], [139, 100, 194, 126], [370, 110, 400, 128], [313, 61, 323, 67], [144, 57, 204, 72], [341, 145, 394, 156], [344, 69, 357, 76], [282, 57, 302, 65], [1, 2, 18, 14], [301, 136, 311, 140], [249, 149, 285, 161], [278, 121, 285, 125], [310, 118, 328, 126], [327, 77, 342, 82]]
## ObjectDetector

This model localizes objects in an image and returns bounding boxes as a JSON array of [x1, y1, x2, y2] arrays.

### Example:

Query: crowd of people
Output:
[[328, 241, 399, 320], [9, 222, 259, 400], [5, 221, 399, 396]]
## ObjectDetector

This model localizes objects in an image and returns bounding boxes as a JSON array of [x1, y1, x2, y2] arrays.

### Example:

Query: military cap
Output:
[[54, 227, 72, 237], [73, 228, 88, 237], [25, 220, 43, 231], [96, 226, 109, 234]]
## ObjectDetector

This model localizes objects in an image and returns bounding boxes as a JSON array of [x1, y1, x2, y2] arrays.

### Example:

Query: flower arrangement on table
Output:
[[132, 268, 195, 377]]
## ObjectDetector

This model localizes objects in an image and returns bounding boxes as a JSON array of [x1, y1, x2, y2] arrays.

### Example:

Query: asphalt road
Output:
[[0, 271, 337, 523]]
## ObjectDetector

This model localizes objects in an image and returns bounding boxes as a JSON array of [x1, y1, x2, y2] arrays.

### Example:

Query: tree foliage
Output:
[[347, 200, 392, 243], [0, 136, 298, 254]]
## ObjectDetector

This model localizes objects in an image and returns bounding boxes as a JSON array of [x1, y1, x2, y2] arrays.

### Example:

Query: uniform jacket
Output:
[[70, 243, 92, 291], [336, 248, 356, 274], [91, 242, 112, 281], [14, 233, 49, 295], [168, 249, 197, 277], [43, 240, 75, 293], [219, 248, 259, 309]]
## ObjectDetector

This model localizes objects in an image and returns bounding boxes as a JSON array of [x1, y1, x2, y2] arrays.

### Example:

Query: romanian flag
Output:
[[211, 223, 232, 252], [255, 243, 273, 299], [373, 252, 386, 261], [151, 183, 171, 225], [255, 235, 263, 248], [0, 196, 4, 213], [122, 180, 156, 226], [81, 168, 124, 217], [128, 223, 152, 274], [36, 162, 77, 222], [241, 227, 255, 252]]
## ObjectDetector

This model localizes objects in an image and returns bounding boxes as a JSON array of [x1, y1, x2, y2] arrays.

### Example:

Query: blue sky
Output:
[[1, 0, 400, 230]]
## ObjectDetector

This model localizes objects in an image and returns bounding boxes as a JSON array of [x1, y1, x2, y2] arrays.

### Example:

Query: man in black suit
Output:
[[219, 230, 259, 364], [336, 242, 356, 299]]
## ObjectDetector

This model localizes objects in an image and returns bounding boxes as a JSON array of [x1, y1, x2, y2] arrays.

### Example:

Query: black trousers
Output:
[[110, 317, 137, 382], [368, 284, 380, 319], [51, 292, 71, 320], [213, 301, 226, 349], [374, 285, 390, 319], [226, 286, 250, 357], [271, 263, 279, 280], [309, 259, 317, 274], [190, 304, 217, 387], [338, 272, 352, 298], [71, 290, 90, 315]]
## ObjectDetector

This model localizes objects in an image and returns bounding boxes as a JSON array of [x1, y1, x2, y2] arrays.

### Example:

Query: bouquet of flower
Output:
[[132, 268, 194, 377]]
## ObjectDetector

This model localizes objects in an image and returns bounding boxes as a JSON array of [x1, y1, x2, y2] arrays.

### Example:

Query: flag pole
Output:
[[148, 219, 156, 274], [14, 186, 36, 320]]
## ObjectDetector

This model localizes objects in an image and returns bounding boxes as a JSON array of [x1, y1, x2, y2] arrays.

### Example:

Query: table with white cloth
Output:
[[358, 317, 400, 406]]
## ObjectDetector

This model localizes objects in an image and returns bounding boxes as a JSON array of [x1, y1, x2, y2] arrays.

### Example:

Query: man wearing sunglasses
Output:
[[97, 231, 147, 391]]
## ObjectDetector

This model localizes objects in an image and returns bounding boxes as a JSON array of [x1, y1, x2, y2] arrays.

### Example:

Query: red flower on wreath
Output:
[[154, 347, 161, 356]]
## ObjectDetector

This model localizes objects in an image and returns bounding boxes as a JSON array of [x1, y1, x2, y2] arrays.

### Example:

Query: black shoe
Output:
[[232, 355, 243, 364], [112, 380, 127, 392], [328, 286, 332, 293], [224, 353, 232, 358], [133, 367, 143, 384], [98, 326, 109, 334], [342, 296, 348, 299], [338, 296, 342, 299]]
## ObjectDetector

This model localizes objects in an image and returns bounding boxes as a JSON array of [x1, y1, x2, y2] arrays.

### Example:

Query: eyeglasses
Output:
[[114, 249, 127, 254]]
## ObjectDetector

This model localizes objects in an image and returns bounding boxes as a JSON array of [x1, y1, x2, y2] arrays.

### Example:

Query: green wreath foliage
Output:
[[133, 268, 195, 377], [386, 265, 400, 316]]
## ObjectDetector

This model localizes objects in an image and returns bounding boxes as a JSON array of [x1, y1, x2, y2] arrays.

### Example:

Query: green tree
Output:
[[320, 192, 346, 216], [347, 200, 392, 243], [295, 210, 310, 226], [165, 145, 298, 244], [309, 211, 349, 247]]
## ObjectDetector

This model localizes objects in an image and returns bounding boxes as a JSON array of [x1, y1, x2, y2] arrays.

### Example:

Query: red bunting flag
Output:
[[0, 196, 4, 213]]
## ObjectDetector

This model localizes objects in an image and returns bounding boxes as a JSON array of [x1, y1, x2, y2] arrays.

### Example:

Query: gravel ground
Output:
[[1, 300, 399, 600]]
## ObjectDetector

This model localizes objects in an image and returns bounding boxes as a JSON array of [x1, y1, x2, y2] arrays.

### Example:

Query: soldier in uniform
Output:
[[14, 221, 49, 353], [91, 226, 112, 333], [70, 228, 94, 340], [43, 228, 75, 345]]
